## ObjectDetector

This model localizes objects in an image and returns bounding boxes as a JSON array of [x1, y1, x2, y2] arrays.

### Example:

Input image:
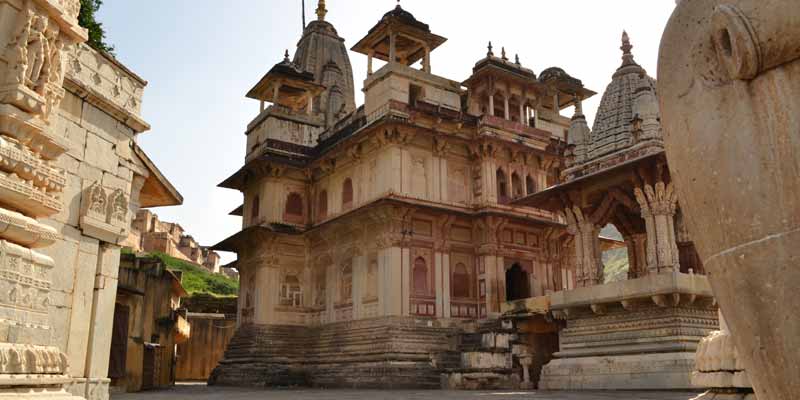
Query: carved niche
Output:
[[79, 182, 129, 243]]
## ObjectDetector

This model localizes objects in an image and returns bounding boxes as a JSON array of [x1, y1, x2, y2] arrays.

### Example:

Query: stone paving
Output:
[[111, 383, 702, 400]]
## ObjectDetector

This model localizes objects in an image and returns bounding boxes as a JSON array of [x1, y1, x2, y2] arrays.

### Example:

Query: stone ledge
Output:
[[550, 271, 713, 312]]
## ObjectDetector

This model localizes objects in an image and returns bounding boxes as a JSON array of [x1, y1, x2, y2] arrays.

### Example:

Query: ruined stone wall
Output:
[[130, 210, 221, 272]]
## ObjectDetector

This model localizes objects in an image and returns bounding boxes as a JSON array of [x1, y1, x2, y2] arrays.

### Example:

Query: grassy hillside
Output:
[[123, 249, 238, 297], [600, 225, 630, 284]]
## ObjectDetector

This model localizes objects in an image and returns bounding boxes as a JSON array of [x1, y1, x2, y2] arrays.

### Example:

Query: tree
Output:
[[78, 0, 115, 55]]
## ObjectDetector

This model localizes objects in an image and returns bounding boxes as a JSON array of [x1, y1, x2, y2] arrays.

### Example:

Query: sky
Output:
[[96, 0, 676, 263]]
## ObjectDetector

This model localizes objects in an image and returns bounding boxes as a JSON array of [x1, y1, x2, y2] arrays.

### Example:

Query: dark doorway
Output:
[[108, 304, 129, 379], [506, 263, 531, 301]]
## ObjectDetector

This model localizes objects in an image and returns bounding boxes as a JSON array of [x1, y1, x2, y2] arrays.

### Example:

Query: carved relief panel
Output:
[[79, 182, 129, 243]]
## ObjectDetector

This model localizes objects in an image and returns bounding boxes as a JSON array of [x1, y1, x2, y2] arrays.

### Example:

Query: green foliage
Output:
[[603, 247, 630, 284], [78, 0, 115, 55], [600, 224, 630, 284], [132, 250, 239, 298]]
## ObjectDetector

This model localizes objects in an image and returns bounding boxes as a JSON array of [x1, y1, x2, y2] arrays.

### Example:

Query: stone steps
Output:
[[209, 317, 460, 389]]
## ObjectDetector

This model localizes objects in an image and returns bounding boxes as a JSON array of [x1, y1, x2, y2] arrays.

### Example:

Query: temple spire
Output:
[[316, 0, 327, 21], [620, 30, 638, 67]]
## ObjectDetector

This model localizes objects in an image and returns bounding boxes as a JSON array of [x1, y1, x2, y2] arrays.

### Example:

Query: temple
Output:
[[210, 1, 718, 390]]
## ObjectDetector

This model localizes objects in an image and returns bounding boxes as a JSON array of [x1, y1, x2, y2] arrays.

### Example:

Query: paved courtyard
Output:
[[111, 383, 702, 400]]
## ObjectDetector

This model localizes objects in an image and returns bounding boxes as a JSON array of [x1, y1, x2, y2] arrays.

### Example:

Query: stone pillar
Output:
[[634, 182, 679, 274], [422, 46, 431, 73], [379, 245, 402, 316], [488, 94, 495, 116], [367, 50, 374, 75], [519, 103, 525, 124], [401, 247, 411, 316], [480, 251, 501, 317], [503, 95, 510, 120], [83, 244, 121, 395], [564, 207, 603, 286], [0, 0, 86, 398], [352, 253, 366, 319], [441, 252, 451, 318]]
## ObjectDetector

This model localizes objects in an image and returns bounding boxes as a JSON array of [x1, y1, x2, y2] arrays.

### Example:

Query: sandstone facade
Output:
[[0, 1, 180, 400]]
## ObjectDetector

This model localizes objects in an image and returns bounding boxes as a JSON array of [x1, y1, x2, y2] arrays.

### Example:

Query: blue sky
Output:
[[96, 1, 676, 263]]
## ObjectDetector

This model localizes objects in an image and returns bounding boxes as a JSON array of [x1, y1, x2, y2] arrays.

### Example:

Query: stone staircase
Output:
[[441, 319, 525, 390], [209, 317, 460, 389], [208, 324, 311, 387]]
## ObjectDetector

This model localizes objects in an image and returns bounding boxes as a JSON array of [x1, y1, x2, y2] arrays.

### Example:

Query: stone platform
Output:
[[209, 316, 461, 389], [113, 383, 702, 400]]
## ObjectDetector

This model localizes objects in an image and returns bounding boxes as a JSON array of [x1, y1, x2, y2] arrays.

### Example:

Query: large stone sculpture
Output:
[[658, 1, 800, 399]]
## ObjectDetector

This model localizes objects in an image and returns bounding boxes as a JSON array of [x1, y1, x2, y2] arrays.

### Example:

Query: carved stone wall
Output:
[[0, 0, 88, 398], [0, 2, 171, 399]]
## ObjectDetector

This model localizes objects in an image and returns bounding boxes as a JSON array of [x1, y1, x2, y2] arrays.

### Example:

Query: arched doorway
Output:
[[506, 263, 531, 301]]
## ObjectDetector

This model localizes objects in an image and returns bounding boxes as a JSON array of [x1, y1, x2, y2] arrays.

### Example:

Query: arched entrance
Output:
[[506, 263, 531, 301]]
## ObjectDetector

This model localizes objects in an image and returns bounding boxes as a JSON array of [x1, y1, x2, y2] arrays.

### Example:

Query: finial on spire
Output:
[[316, 0, 327, 21], [501, 47, 508, 61], [515, 54, 520, 66], [620, 30, 637, 67], [487, 41, 494, 57], [284, 49, 290, 62]]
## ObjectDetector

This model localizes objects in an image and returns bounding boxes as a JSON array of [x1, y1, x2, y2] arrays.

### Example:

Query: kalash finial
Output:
[[284, 49, 290, 62], [620, 30, 637, 67], [487, 41, 494, 57], [515, 54, 521, 66], [501, 47, 508, 61], [316, 0, 327, 21]]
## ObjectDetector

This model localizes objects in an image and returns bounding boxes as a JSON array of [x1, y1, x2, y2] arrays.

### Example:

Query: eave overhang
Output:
[[133, 142, 183, 208]]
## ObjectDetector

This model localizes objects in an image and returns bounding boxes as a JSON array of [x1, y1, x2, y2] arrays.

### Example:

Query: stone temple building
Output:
[[211, 1, 718, 390]]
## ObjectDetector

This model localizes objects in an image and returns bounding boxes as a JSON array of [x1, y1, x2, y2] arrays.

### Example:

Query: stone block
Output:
[[66, 251, 99, 374], [85, 276, 118, 379], [56, 154, 80, 175], [540, 352, 696, 390], [61, 119, 87, 160], [96, 244, 120, 279], [59, 91, 83, 124], [39, 234, 79, 292], [78, 234, 99, 256], [77, 162, 102, 185], [101, 172, 127, 192], [48, 172, 82, 226], [81, 102, 126, 145], [84, 133, 118, 174], [115, 165, 133, 183]]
